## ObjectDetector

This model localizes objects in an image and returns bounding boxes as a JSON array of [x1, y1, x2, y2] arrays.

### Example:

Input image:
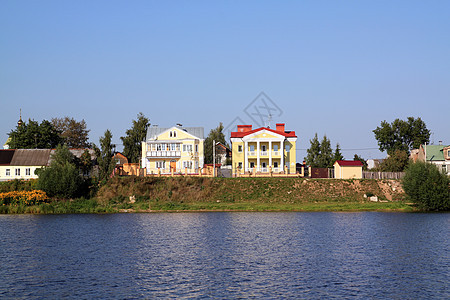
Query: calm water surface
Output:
[[0, 212, 448, 299]]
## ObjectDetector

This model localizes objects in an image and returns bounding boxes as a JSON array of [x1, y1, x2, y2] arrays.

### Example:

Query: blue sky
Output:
[[1, 0, 449, 160]]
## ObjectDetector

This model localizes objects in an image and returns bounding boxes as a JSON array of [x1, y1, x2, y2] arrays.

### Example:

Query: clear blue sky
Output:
[[1, 0, 449, 160]]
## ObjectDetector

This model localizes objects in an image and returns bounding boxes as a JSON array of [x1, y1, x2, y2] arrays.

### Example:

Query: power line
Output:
[[296, 147, 379, 151]]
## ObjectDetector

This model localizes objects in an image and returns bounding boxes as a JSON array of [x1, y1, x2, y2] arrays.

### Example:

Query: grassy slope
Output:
[[0, 176, 412, 213], [93, 176, 411, 212]]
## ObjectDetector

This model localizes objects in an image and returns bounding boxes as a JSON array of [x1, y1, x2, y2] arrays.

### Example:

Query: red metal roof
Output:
[[335, 160, 364, 166], [230, 126, 296, 138]]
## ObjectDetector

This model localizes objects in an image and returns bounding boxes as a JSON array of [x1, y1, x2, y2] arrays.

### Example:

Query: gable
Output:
[[243, 129, 286, 140]]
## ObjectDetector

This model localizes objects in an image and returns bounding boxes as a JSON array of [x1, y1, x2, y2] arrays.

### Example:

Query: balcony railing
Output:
[[248, 151, 256, 156], [147, 151, 181, 158], [260, 151, 268, 156], [272, 151, 280, 156]]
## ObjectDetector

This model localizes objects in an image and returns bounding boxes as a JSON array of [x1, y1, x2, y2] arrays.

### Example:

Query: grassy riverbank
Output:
[[1, 176, 415, 213]]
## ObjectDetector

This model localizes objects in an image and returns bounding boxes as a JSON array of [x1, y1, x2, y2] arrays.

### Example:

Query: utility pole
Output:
[[213, 139, 215, 177]]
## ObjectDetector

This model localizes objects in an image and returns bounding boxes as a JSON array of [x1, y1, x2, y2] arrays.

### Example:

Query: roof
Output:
[[0, 150, 15, 165], [146, 126, 204, 141], [425, 145, 448, 161], [335, 160, 364, 166], [230, 126, 296, 138], [10, 149, 52, 166]]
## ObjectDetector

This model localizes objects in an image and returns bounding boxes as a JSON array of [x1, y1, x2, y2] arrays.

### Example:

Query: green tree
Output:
[[36, 144, 83, 198], [120, 112, 150, 163], [305, 133, 321, 167], [52, 117, 91, 148], [7, 119, 63, 149], [305, 134, 339, 168], [378, 150, 409, 172], [96, 130, 115, 181], [373, 117, 430, 155], [80, 149, 93, 176], [318, 135, 333, 168], [204, 122, 229, 164], [333, 143, 344, 162], [353, 154, 368, 170], [402, 161, 450, 211]]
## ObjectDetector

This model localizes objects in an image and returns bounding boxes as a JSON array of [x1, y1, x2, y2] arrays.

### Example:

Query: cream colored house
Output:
[[141, 125, 204, 175], [0, 149, 51, 181], [231, 123, 297, 175], [334, 160, 363, 179]]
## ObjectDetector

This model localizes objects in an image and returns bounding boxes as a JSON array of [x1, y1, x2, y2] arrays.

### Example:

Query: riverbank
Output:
[[0, 177, 415, 213]]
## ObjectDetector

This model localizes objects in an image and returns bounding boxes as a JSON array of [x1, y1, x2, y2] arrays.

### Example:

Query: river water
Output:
[[0, 212, 448, 299]]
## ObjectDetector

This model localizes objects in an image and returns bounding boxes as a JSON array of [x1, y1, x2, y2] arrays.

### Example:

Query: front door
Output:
[[170, 160, 177, 172]]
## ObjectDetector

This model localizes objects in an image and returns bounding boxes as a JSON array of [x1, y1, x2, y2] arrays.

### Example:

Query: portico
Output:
[[231, 123, 297, 176]]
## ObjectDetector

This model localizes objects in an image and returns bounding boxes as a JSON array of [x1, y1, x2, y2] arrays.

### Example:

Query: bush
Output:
[[402, 161, 450, 211], [36, 144, 84, 199]]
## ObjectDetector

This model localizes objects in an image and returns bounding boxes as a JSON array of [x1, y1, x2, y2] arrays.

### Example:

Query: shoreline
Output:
[[0, 200, 417, 214]]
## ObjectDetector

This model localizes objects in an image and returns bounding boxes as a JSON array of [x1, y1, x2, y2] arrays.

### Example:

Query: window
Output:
[[15, 168, 20, 176], [274, 145, 278, 151], [274, 162, 278, 168], [173, 131, 176, 137], [250, 162, 255, 168], [442, 165, 447, 173], [448, 150, 450, 157], [285, 145, 290, 152], [26, 168, 31, 176], [238, 145, 243, 152], [170, 144, 177, 151], [195, 145, 198, 153], [183, 161, 193, 169], [161, 144, 167, 151], [156, 161, 165, 169], [157, 144, 162, 151], [262, 162, 266, 168], [250, 145, 255, 151], [262, 145, 266, 151], [238, 162, 243, 169], [170, 131, 172, 137], [6, 169, 10, 176]]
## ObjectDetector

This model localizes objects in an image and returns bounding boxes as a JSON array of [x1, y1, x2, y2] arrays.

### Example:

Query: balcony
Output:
[[260, 151, 268, 156], [147, 151, 181, 158], [272, 151, 280, 156]]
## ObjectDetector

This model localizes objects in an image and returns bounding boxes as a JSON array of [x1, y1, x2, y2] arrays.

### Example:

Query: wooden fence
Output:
[[363, 171, 405, 179]]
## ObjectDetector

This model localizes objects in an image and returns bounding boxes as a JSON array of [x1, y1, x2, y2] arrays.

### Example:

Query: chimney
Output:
[[276, 123, 285, 132], [237, 125, 252, 133]]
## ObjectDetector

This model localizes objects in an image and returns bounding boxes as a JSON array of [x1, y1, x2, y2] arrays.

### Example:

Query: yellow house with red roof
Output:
[[231, 123, 297, 176]]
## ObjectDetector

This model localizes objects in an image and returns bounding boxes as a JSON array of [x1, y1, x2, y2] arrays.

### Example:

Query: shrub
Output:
[[36, 144, 84, 199], [402, 161, 450, 211], [0, 190, 49, 206]]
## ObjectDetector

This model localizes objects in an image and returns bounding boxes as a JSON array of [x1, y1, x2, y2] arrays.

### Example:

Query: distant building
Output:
[[230, 123, 297, 175], [366, 159, 384, 170], [0, 149, 51, 181], [413, 143, 450, 175], [215, 142, 231, 166], [0, 148, 96, 181], [334, 160, 363, 179], [141, 125, 204, 175]]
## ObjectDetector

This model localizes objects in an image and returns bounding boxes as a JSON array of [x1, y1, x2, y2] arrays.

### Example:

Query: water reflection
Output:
[[0, 212, 448, 299]]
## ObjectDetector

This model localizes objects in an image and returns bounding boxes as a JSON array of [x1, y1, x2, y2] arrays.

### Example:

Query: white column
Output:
[[244, 141, 248, 172], [280, 140, 284, 172], [269, 140, 272, 170], [257, 141, 260, 172]]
